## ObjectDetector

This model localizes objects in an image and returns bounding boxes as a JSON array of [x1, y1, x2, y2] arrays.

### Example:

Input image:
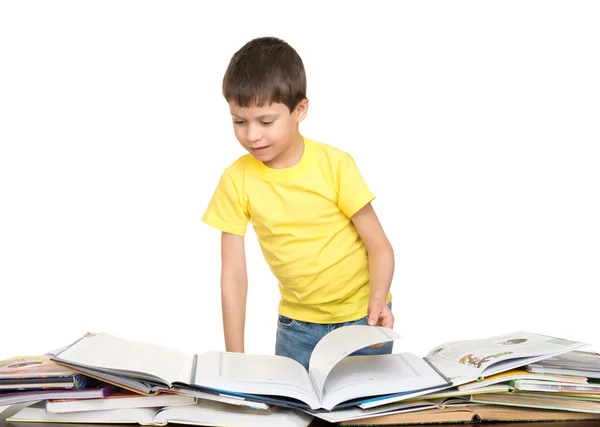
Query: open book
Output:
[[354, 330, 586, 409], [7, 400, 313, 427], [49, 326, 450, 411]]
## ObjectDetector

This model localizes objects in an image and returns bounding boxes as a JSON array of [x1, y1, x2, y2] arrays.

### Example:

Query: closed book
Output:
[[0, 383, 115, 406], [46, 389, 196, 413]]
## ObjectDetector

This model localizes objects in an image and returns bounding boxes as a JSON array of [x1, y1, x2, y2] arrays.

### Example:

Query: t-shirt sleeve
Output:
[[337, 152, 375, 217], [202, 169, 249, 236]]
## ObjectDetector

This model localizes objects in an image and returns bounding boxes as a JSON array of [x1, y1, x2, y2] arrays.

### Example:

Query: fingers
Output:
[[367, 309, 381, 326], [367, 305, 394, 350], [368, 307, 394, 328]]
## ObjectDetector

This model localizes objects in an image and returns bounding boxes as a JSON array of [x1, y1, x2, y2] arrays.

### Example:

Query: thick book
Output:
[[0, 383, 115, 406], [338, 404, 600, 425], [7, 399, 313, 427], [49, 327, 586, 412], [49, 326, 450, 411], [45, 389, 196, 413]]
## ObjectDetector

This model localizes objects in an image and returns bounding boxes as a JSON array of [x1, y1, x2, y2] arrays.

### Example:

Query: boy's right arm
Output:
[[220, 231, 248, 353]]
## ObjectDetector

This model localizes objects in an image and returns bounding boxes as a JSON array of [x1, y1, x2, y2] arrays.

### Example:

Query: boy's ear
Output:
[[294, 98, 309, 123]]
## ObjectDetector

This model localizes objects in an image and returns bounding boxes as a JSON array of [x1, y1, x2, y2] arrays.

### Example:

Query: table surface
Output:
[[3, 404, 600, 427]]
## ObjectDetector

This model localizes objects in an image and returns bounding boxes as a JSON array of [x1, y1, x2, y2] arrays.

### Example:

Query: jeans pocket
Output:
[[277, 315, 296, 329]]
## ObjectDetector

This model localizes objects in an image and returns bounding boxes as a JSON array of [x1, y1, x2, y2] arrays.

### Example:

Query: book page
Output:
[[320, 352, 451, 410], [308, 325, 402, 402], [426, 331, 586, 383], [192, 351, 320, 409], [52, 333, 194, 387]]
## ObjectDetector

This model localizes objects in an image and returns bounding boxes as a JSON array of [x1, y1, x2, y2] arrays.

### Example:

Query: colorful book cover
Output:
[[0, 356, 75, 379], [0, 356, 95, 390]]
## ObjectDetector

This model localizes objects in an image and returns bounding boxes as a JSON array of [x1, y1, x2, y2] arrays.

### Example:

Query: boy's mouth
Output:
[[250, 146, 270, 154]]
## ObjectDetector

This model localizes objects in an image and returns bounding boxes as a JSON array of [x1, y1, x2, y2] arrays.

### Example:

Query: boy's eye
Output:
[[232, 119, 273, 126]]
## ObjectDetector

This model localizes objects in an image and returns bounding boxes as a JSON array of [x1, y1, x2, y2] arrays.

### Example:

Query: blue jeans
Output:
[[275, 303, 394, 371]]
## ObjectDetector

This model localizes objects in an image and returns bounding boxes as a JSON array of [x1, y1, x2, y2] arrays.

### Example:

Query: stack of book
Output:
[[0, 356, 115, 407], [465, 351, 600, 420], [335, 352, 600, 425], [2, 327, 600, 426]]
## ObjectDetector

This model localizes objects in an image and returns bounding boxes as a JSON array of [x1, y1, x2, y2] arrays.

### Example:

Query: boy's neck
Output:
[[263, 133, 305, 169]]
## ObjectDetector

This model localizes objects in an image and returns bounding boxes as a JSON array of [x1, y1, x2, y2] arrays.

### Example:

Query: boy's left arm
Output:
[[351, 202, 395, 335]]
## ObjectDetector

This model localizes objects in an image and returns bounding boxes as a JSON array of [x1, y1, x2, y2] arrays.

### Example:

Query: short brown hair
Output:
[[222, 37, 306, 112]]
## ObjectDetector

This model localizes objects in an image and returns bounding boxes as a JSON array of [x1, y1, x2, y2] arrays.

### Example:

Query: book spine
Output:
[[424, 357, 453, 385]]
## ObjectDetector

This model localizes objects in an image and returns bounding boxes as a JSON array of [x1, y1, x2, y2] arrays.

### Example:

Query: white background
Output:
[[1, 1, 599, 361]]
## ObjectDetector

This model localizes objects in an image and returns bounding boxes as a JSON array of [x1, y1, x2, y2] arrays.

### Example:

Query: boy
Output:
[[202, 37, 395, 370]]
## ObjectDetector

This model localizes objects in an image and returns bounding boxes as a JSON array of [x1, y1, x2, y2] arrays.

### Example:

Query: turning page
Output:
[[308, 325, 403, 402], [191, 326, 427, 411]]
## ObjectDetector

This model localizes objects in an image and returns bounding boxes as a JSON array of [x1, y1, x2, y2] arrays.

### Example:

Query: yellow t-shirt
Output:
[[202, 137, 391, 323]]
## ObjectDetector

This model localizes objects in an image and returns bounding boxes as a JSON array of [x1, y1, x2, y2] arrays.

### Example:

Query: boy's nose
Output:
[[246, 124, 262, 142]]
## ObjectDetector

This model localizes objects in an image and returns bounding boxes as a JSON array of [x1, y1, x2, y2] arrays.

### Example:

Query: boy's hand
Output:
[[367, 299, 394, 349]]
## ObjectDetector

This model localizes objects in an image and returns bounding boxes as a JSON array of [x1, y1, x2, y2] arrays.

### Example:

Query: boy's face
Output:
[[229, 99, 308, 168]]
